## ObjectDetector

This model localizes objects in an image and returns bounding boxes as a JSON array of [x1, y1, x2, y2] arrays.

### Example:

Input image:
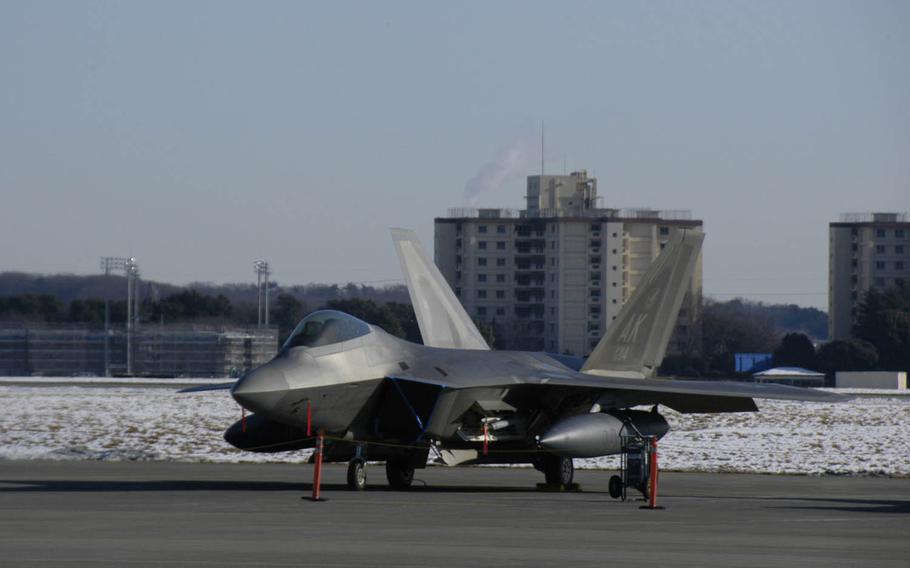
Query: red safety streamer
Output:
[[312, 430, 324, 501], [306, 400, 312, 437], [648, 437, 659, 508], [482, 423, 489, 456]]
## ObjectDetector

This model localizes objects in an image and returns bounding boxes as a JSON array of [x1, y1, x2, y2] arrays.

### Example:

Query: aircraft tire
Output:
[[543, 455, 574, 486], [608, 475, 623, 499], [347, 458, 367, 491], [385, 459, 414, 489]]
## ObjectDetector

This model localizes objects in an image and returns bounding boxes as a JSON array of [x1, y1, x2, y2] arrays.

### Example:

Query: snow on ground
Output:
[[1, 384, 908, 476]]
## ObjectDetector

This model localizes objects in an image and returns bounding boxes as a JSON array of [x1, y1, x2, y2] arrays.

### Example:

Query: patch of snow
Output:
[[0, 376, 231, 385], [1, 385, 907, 476]]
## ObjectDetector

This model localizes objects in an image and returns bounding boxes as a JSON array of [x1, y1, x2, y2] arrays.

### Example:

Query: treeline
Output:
[[0, 289, 420, 346], [661, 283, 910, 376], [0, 272, 409, 307]]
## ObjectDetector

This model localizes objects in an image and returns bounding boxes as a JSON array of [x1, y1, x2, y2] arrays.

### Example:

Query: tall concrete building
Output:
[[435, 171, 703, 356], [828, 212, 910, 340]]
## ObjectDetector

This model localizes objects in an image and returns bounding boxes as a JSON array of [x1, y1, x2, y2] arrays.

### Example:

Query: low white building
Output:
[[753, 367, 826, 387], [835, 371, 907, 390]]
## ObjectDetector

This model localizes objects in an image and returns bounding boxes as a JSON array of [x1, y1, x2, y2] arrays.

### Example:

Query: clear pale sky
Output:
[[1, 1, 907, 309]]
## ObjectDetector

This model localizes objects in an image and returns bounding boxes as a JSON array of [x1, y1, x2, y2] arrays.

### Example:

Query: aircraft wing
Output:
[[393, 365, 848, 414], [391, 228, 490, 350]]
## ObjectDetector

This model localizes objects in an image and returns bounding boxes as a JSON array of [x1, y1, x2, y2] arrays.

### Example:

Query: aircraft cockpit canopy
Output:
[[282, 310, 371, 350]]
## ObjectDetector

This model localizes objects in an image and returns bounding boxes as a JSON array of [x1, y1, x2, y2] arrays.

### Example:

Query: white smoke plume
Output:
[[463, 136, 537, 207]]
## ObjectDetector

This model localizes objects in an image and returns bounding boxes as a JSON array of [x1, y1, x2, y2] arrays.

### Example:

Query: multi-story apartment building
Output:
[[435, 171, 703, 356], [828, 212, 910, 340]]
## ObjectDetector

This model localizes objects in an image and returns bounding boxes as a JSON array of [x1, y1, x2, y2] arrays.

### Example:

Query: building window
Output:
[[612, 249, 617, 254], [896, 229, 905, 238], [612, 299, 617, 304], [852, 243, 858, 252], [851, 259, 858, 268], [496, 241, 506, 250], [496, 290, 505, 299], [876, 229, 886, 238], [612, 266, 617, 271], [660, 243, 667, 250], [455, 287, 461, 297], [496, 274, 505, 283], [876, 245, 885, 253], [478, 225, 488, 234], [478, 274, 487, 282], [496, 258, 506, 267], [612, 232, 618, 237], [496, 225, 506, 234], [550, 290, 555, 299], [496, 308, 505, 316], [659, 226, 669, 236], [897, 261, 905, 270], [896, 245, 905, 254], [875, 278, 885, 287], [477, 306, 487, 316], [478, 241, 487, 250], [612, 282, 617, 287], [477, 290, 487, 299], [875, 261, 885, 270], [478, 258, 487, 267]]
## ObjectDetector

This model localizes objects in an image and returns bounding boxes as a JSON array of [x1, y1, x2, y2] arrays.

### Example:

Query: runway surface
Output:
[[0, 460, 906, 567]]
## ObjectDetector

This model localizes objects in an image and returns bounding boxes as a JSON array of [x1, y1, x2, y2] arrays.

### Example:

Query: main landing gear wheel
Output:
[[543, 455, 574, 486], [608, 475, 623, 499], [347, 458, 367, 491], [385, 459, 415, 489]]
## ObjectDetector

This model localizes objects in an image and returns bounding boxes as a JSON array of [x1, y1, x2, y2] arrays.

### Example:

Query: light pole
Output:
[[125, 257, 140, 375], [100, 257, 126, 377], [254, 260, 271, 327], [99, 256, 139, 376]]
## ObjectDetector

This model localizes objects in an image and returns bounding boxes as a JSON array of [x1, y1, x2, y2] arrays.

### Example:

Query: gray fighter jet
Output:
[[222, 229, 845, 491]]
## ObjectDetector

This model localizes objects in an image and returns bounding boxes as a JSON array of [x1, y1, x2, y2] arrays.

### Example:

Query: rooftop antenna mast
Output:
[[540, 120, 545, 176]]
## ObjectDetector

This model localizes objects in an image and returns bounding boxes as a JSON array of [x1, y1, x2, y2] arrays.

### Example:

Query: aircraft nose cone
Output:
[[231, 365, 289, 415]]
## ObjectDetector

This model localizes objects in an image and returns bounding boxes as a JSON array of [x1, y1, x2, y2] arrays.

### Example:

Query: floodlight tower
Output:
[[254, 260, 271, 327], [100, 257, 127, 377]]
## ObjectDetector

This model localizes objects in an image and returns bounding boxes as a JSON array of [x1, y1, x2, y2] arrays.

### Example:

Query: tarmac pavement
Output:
[[0, 460, 907, 567]]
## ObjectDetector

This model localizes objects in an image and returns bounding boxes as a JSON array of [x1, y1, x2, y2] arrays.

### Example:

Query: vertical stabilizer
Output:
[[581, 231, 703, 378], [391, 228, 490, 350]]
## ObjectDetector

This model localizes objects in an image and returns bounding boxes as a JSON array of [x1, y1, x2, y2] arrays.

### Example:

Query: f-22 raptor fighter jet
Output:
[[222, 229, 844, 491]]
